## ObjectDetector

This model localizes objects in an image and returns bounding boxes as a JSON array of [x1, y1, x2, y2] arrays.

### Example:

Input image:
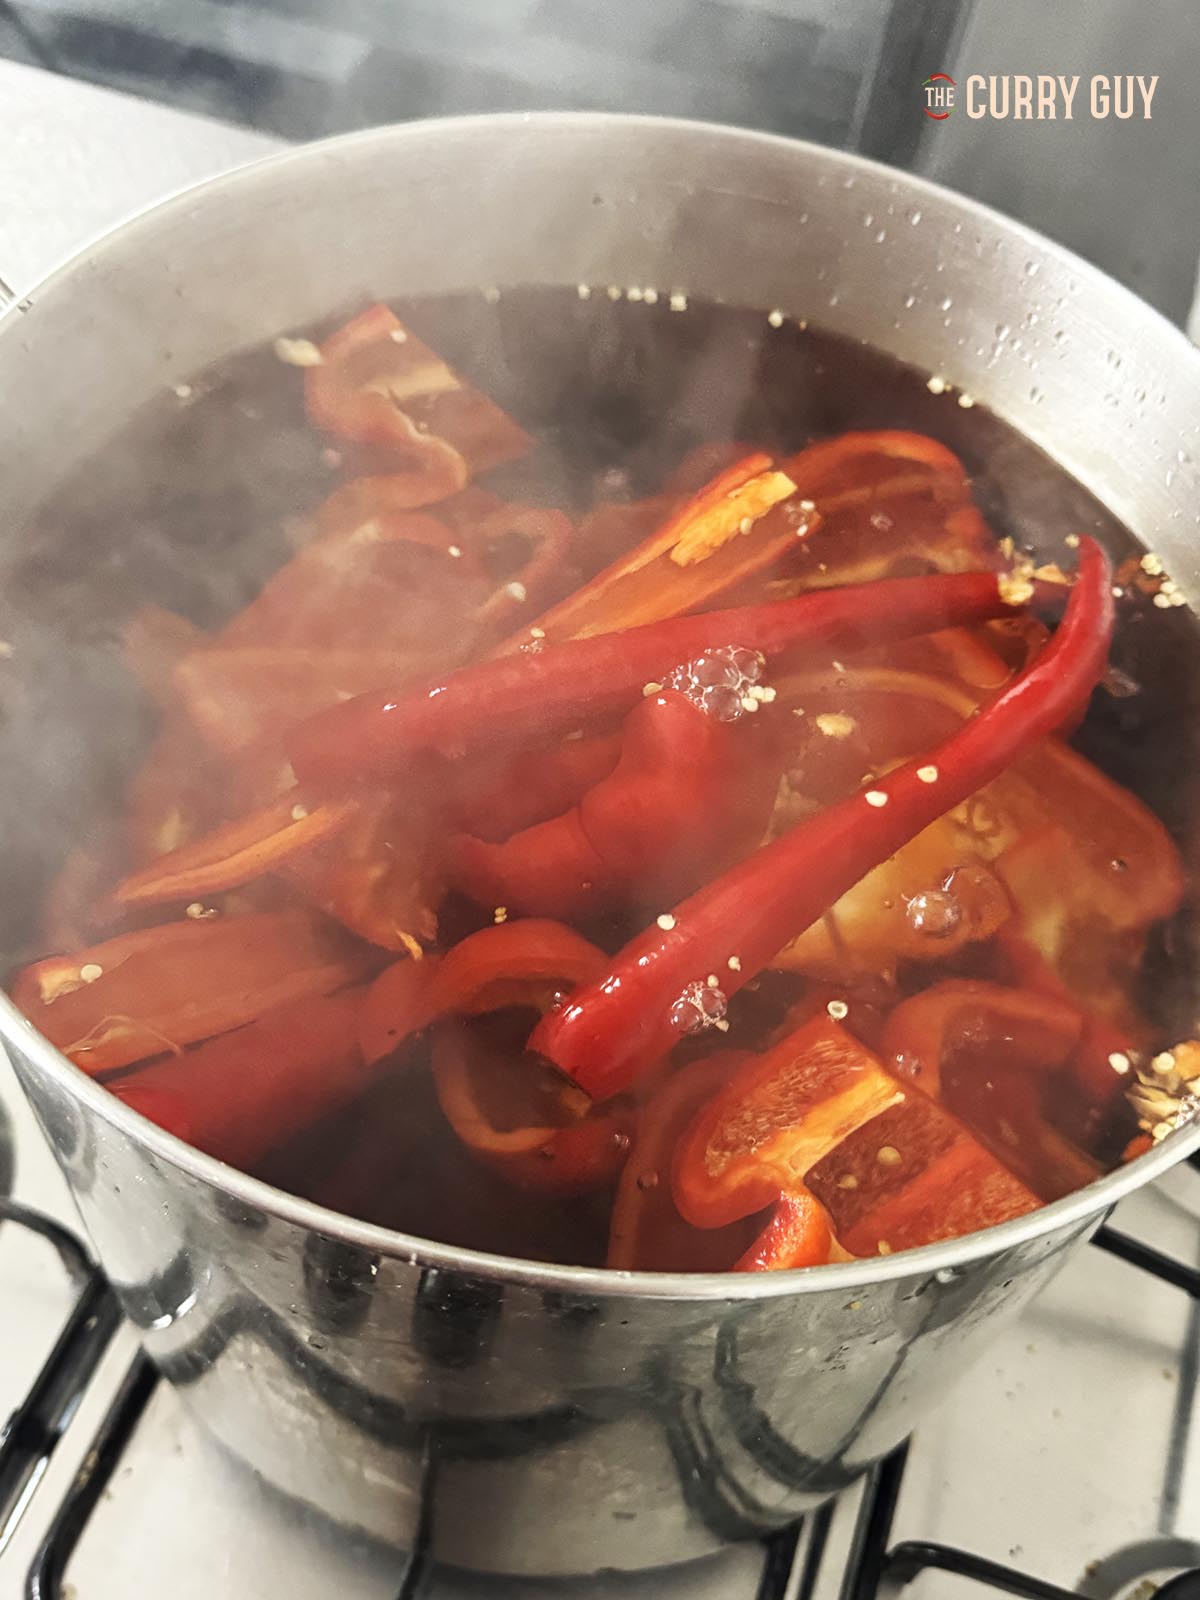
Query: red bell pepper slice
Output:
[[992, 923, 1144, 1157], [878, 980, 1084, 1102], [13, 910, 375, 1077], [607, 1054, 761, 1271], [672, 1017, 1041, 1262], [303, 303, 531, 498], [518, 430, 980, 647], [289, 568, 1021, 788], [112, 795, 359, 909], [672, 1018, 908, 1230], [806, 1097, 1041, 1257], [111, 987, 369, 1170], [432, 1025, 631, 1195], [215, 508, 487, 659], [122, 606, 207, 715], [447, 687, 777, 920], [470, 505, 574, 628], [282, 792, 440, 955], [309, 489, 571, 633], [359, 918, 622, 1194], [733, 1191, 835, 1273], [531, 538, 1114, 1102], [358, 917, 609, 1066], [878, 979, 1106, 1199]]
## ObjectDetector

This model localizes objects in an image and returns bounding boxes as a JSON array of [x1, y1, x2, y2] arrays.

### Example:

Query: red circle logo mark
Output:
[[923, 72, 956, 120]]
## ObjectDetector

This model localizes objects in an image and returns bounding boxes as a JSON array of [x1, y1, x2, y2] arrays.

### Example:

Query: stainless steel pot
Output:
[[2, 114, 1199, 1579]]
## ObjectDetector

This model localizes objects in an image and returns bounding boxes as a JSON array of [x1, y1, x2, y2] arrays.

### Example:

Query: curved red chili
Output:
[[447, 689, 775, 920], [289, 569, 1023, 787], [530, 538, 1114, 1102]]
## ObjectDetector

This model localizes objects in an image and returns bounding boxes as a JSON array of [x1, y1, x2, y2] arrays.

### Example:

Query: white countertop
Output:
[[0, 58, 281, 296]]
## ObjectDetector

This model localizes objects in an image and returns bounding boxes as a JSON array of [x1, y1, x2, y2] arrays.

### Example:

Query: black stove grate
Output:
[[4, 1191, 1200, 1600]]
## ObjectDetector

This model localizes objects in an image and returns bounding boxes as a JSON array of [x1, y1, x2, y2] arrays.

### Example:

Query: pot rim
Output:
[[4, 109, 1200, 1301]]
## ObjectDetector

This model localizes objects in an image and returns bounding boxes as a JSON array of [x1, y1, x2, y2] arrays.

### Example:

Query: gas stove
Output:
[[4, 1052, 1200, 1600]]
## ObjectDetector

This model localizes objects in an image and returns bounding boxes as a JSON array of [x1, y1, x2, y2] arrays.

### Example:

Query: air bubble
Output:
[[1024, 260, 1040, 276], [904, 293, 917, 310], [702, 685, 744, 721], [692, 652, 742, 689], [909, 209, 923, 225], [729, 648, 764, 682], [890, 1050, 922, 1080], [905, 890, 962, 938]]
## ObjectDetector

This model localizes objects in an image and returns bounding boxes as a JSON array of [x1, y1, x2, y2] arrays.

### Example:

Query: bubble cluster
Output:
[[669, 979, 729, 1035], [666, 646, 766, 722]]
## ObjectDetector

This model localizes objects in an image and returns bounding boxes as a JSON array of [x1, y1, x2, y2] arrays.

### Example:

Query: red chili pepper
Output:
[[289, 569, 1021, 788], [531, 538, 1114, 1102], [447, 689, 776, 920], [443, 732, 623, 842], [110, 988, 368, 1170]]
